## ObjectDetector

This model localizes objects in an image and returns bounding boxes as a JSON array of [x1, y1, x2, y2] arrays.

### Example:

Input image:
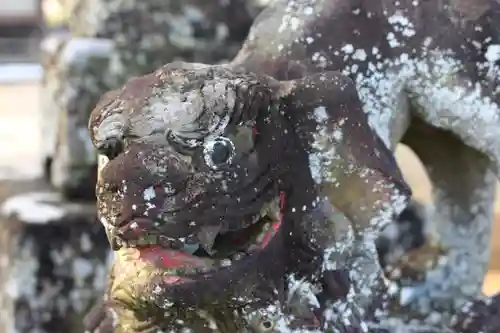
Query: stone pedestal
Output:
[[0, 179, 111, 333]]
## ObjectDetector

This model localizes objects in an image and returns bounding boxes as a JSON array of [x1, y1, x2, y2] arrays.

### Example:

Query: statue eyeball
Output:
[[97, 137, 123, 160], [203, 136, 235, 170]]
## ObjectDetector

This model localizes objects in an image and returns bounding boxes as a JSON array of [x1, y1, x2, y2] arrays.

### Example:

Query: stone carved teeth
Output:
[[265, 197, 281, 219], [255, 222, 271, 244], [231, 252, 246, 261], [115, 234, 179, 249], [247, 244, 260, 253], [115, 233, 198, 250], [113, 237, 123, 249], [218, 258, 232, 267], [248, 196, 280, 225], [127, 239, 138, 247], [196, 226, 221, 255], [160, 264, 211, 276], [114, 196, 281, 252], [181, 242, 201, 254]]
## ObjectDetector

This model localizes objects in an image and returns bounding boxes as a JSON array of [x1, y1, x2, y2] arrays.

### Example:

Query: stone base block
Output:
[[0, 179, 111, 333]]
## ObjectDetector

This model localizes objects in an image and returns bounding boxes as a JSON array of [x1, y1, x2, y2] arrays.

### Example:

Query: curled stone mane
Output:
[[89, 62, 282, 147]]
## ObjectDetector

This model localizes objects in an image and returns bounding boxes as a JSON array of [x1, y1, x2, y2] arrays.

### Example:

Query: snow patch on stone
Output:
[[0, 166, 42, 181], [0, 63, 43, 84], [59, 38, 115, 66], [1, 192, 65, 224]]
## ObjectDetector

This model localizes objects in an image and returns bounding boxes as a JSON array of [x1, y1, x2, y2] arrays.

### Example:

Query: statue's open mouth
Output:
[[113, 196, 283, 283]]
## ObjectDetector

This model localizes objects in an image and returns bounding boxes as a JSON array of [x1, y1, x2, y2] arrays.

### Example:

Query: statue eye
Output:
[[97, 138, 123, 160], [203, 136, 235, 170]]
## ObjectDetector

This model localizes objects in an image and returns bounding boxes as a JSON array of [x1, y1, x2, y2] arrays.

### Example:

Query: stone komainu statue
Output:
[[41, 0, 272, 199]]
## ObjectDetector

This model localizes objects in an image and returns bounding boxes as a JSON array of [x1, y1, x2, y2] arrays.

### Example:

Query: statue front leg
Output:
[[280, 72, 411, 331]]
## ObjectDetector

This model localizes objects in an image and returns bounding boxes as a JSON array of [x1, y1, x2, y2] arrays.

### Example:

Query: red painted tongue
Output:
[[133, 193, 284, 272], [135, 221, 280, 271], [137, 246, 211, 270]]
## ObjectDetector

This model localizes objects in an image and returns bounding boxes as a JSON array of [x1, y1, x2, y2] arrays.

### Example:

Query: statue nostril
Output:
[[97, 138, 124, 160]]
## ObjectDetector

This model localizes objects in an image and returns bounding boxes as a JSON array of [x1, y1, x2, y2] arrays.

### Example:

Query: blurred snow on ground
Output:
[[1, 192, 64, 223], [0, 63, 43, 84]]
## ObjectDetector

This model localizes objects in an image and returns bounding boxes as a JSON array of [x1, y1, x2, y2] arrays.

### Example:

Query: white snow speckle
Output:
[[313, 106, 328, 122], [485, 44, 500, 62], [143, 186, 156, 201], [303, 6, 314, 15], [341, 44, 354, 54], [352, 49, 368, 61], [0, 63, 43, 84]]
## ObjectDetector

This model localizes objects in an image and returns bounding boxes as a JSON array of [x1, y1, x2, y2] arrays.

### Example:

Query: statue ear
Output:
[[278, 71, 411, 230]]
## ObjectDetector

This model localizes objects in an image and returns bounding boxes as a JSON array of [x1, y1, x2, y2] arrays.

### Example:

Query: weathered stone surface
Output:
[[40, 30, 71, 179], [0, 179, 111, 333], [450, 293, 500, 333], [70, 0, 272, 79], [366, 293, 500, 333], [42, 0, 272, 200], [41, 37, 117, 199]]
